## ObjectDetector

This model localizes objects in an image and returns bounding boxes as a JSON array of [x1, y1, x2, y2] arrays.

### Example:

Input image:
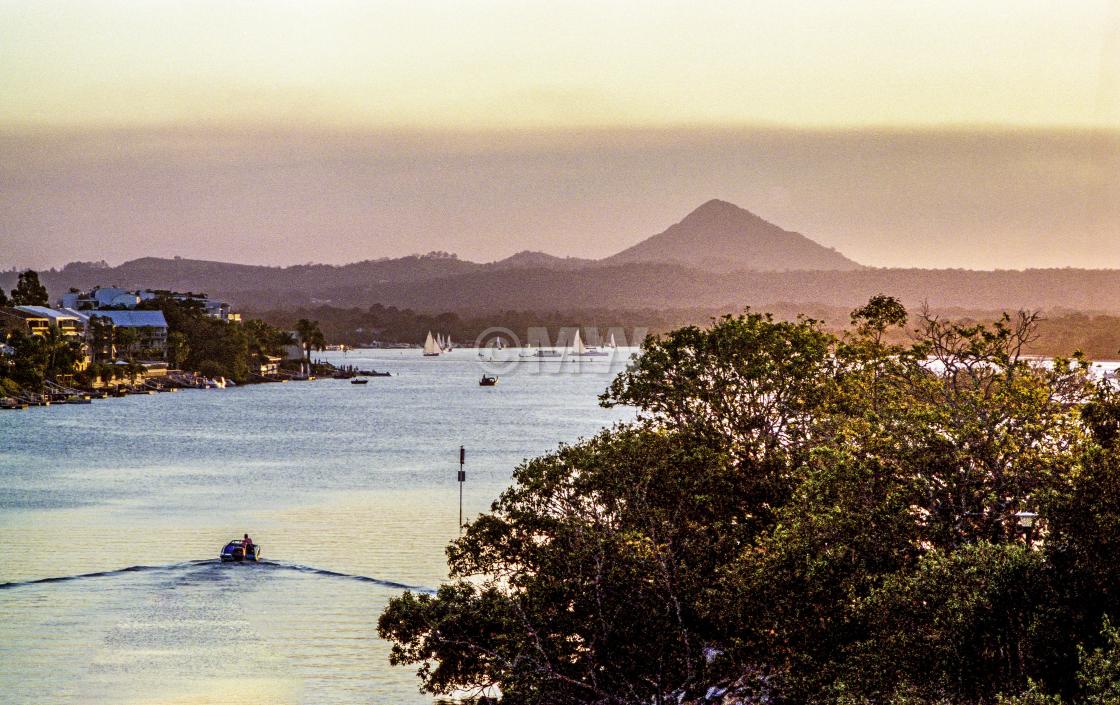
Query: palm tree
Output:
[[109, 326, 142, 383], [295, 319, 325, 364], [41, 324, 82, 382]]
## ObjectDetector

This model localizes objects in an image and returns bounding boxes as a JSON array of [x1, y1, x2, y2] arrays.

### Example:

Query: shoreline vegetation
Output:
[[378, 296, 1120, 705], [251, 303, 1120, 362], [1, 270, 337, 409]]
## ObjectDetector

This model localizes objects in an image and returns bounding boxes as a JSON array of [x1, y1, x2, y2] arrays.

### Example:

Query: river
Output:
[[0, 348, 637, 705]]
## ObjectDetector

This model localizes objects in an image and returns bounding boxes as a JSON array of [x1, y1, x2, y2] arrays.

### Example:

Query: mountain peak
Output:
[[692, 198, 743, 214], [681, 199, 771, 228], [603, 199, 862, 272]]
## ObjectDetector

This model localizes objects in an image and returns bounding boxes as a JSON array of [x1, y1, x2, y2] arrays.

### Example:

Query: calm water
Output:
[[0, 349, 636, 705]]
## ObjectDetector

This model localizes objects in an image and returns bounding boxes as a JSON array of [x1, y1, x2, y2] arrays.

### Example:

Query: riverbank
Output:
[[0, 362, 337, 410]]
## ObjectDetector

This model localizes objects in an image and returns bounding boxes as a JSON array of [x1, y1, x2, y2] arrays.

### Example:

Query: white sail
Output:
[[423, 331, 441, 355], [573, 329, 586, 355], [608, 333, 616, 348]]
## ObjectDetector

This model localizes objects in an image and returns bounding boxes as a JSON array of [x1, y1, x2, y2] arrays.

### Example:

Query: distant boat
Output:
[[573, 329, 609, 357], [350, 378, 368, 385], [608, 333, 617, 349], [423, 331, 441, 356], [480, 375, 498, 386], [521, 343, 561, 358]]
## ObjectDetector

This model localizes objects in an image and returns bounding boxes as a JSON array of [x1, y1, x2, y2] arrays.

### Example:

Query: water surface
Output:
[[0, 349, 636, 704]]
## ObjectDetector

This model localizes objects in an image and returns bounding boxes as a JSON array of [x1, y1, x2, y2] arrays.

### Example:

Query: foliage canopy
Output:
[[379, 296, 1120, 704]]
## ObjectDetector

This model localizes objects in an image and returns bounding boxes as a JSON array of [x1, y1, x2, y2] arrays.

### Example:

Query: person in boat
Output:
[[243, 533, 254, 556]]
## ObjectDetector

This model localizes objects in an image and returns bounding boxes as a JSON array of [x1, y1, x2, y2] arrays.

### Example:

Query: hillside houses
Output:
[[61, 286, 240, 322]]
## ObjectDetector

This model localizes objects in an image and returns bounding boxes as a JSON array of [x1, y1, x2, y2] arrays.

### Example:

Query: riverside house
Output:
[[0, 306, 91, 370], [78, 310, 170, 362]]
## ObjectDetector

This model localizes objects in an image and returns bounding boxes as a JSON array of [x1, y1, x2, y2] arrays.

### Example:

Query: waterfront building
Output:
[[86, 310, 169, 361], [1, 306, 92, 369], [259, 354, 282, 375]]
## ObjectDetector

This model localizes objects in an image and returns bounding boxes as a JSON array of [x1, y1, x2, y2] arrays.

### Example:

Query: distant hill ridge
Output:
[[9, 199, 1120, 313]]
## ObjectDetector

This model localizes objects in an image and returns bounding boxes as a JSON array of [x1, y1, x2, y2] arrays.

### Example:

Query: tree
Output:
[[0, 286, 9, 306], [166, 331, 190, 369], [10, 270, 49, 306], [296, 318, 325, 364], [40, 323, 83, 381], [379, 297, 1119, 705], [6, 329, 48, 391], [112, 326, 139, 364], [850, 292, 908, 344], [88, 315, 114, 362], [379, 427, 739, 705]]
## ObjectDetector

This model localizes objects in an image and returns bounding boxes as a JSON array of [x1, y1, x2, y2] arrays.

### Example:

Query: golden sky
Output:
[[2, 2, 1118, 270], [2, 0, 1118, 130]]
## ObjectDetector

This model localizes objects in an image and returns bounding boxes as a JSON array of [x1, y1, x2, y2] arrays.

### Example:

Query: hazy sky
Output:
[[1, 1, 1118, 269], [3, 0, 1119, 130]]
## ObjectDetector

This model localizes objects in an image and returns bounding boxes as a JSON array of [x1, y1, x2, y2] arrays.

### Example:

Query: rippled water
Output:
[[0, 349, 636, 704]]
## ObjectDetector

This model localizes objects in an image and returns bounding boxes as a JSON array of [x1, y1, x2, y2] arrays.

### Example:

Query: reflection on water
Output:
[[0, 349, 635, 704]]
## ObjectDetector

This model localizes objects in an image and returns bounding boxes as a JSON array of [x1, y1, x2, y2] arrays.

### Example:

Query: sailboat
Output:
[[608, 333, 617, 349], [423, 331, 442, 356], [443, 334, 453, 352], [573, 329, 609, 357]]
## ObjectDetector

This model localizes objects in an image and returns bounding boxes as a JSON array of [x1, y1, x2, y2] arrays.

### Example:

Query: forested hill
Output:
[[11, 259, 1120, 314], [7, 196, 1120, 313]]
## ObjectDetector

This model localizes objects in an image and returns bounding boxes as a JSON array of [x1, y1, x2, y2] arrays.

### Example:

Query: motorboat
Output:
[[220, 539, 261, 562], [521, 348, 562, 358], [479, 375, 499, 386], [351, 378, 369, 384]]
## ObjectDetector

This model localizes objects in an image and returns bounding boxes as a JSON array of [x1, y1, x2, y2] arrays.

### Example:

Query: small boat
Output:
[[521, 344, 562, 358], [220, 539, 261, 562], [573, 330, 609, 357], [351, 378, 368, 384], [480, 375, 498, 386], [423, 331, 442, 356], [365, 370, 391, 377]]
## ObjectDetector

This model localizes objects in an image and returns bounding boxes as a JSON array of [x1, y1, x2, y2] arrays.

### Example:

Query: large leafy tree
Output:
[[380, 427, 739, 705], [9, 269, 49, 306], [379, 297, 1120, 705]]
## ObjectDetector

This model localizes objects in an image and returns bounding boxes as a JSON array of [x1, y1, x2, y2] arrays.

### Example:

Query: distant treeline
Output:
[[10, 257, 1120, 314], [251, 303, 1120, 359]]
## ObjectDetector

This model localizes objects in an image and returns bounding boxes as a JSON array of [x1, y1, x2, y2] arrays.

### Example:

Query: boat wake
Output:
[[268, 561, 434, 592], [0, 559, 435, 594], [0, 561, 203, 590]]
